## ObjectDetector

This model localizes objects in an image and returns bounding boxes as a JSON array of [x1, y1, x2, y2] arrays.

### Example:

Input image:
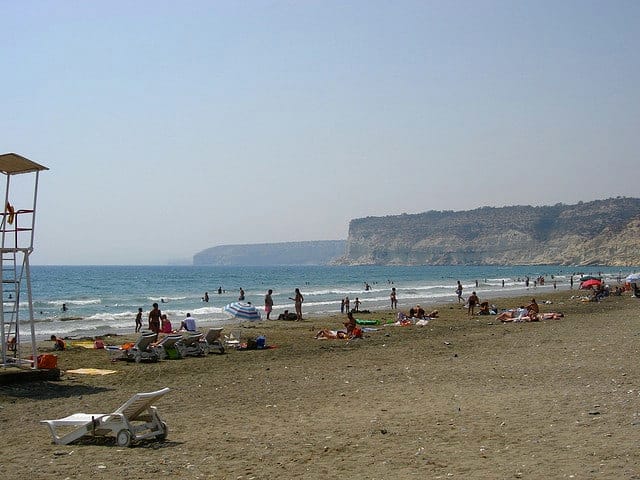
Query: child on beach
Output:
[[135, 307, 143, 333], [50, 335, 66, 351]]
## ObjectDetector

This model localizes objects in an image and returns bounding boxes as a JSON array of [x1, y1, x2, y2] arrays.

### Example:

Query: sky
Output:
[[2, 0, 639, 265]]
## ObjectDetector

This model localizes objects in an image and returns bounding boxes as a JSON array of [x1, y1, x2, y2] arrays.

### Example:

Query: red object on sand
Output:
[[580, 279, 602, 289]]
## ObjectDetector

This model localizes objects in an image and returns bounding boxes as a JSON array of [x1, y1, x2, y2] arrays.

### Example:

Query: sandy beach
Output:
[[1, 289, 639, 479]]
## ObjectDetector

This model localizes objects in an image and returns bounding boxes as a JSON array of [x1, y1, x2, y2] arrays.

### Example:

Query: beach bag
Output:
[[34, 354, 58, 369], [256, 335, 266, 349]]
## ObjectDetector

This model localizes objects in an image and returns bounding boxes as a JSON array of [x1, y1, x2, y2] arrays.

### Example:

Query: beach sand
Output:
[[1, 290, 639, 479]]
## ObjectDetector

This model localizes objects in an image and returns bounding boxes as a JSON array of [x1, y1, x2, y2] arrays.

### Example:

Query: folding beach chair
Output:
[[151, 333, 183, 360], [176, 332, 205, 357], [224, 330, 241, 348], [202, 327, 225, 354], [41, 387, 170, 447]]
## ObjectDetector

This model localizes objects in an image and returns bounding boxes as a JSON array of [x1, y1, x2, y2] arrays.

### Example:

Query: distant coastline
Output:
[[193, 240, 346, 266]]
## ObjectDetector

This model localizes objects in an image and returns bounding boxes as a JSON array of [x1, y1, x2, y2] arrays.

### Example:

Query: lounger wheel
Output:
[[116, 429, 132, 447], [157, 421, 168, 440]]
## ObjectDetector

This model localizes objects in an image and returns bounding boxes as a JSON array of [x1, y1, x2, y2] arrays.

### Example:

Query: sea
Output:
[[14, 264, 638, 340]]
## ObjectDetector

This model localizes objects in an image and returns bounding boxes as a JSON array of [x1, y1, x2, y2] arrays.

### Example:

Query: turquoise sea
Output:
[[21, 264, 638, 340]]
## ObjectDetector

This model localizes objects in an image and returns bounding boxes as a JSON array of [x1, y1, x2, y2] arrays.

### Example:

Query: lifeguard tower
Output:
[[0, 153, 48, 369]]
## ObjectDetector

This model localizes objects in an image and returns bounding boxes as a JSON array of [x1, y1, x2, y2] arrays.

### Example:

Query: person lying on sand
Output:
[[496, 307, 527, 322], [498, 310, 564, 322], [315, 329, 348, 339]]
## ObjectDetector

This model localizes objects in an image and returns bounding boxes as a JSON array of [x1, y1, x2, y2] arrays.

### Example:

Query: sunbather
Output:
[[496, 307, 528, 322], [315, 329, 347, 339]]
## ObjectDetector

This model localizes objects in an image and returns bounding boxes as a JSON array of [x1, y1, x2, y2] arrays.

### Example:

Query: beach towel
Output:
[[355, 319, 379, 325], [66, 368, 117, 375]]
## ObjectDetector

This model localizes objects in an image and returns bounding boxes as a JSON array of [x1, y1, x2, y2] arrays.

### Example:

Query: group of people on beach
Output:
[[495, 298, 564, 322], [137, 303, 201, 338], [131, 287, 307, 334]]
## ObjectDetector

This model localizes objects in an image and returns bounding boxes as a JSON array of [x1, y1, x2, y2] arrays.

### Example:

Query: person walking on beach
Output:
[[354, 297, 361, 312], [264, 289, 274, 320], [467, 291, 479, 316], [340, 298, 345, 314], [239, 287, 245, 301], [390, 287, 397, 309], [456, 281, 464, 303], [148, 303, 162, 336], [290, 288, 304, 321], [135, 307, 143, 333], [344, 296, 350, 313]]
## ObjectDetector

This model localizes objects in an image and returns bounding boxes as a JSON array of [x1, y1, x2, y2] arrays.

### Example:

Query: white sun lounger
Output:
[[202, 327, 225, 354], [41, 387, 170, 447]]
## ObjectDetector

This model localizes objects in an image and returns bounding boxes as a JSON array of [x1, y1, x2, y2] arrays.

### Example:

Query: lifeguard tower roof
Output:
[[0, 153, 49, 175]]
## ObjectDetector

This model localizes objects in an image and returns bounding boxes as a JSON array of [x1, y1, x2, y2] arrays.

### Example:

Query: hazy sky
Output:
[[2, 1, 639, 265]]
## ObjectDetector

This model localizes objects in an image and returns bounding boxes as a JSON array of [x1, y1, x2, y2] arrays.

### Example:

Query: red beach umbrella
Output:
[[580, 279, 602, 289]]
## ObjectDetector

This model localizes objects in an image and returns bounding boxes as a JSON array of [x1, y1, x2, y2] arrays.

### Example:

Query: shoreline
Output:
[[35, 283, 596, 343], [46, 284, 602, 343]]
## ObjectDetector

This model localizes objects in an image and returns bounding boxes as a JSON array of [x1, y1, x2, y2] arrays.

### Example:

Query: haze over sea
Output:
[[25, 264, 637, 340]]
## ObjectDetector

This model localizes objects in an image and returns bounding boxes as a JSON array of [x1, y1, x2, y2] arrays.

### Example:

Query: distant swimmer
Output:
[[203, 292, 209, 302], [62, 303, 68, 312]]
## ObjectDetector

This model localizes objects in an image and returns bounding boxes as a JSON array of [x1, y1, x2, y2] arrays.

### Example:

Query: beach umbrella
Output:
[[223, 302, 262, 322], [579, 275, 601, 282], [625, 273, 640, 283], [580, 279, 602, 289]]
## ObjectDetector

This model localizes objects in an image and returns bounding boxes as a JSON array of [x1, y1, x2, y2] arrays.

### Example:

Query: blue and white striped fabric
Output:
[[626, 273, 640, 283], [223, 302, 262, 322]]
